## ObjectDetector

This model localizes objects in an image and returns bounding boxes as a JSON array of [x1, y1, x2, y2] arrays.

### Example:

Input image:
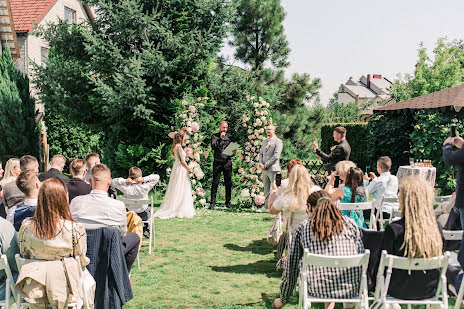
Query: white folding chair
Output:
[[0, 254, 16, 309], [442, 230, 463, 268], [298, 249, 370, 309], [121, 196, 155, 269], [377, 196, 399, 230], [15, 254, 90, 309], [435, 195, 453, 203], [372, 250, 450, 309], [338, 201, 376, 230]]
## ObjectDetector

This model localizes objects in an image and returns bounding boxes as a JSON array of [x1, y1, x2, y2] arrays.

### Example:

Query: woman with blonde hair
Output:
[[16, 178, 93, 308], [0, 158, 20, 188], [155, 130, 195, 219], [273, 190, 364, 309], [382, 176, 443, 299], [268, 164, 320, 231]]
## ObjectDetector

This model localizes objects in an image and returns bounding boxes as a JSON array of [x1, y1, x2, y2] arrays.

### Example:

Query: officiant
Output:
[[210, 121, 236, 209]]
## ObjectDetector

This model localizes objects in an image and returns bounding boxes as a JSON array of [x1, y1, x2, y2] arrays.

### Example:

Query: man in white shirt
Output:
[[111, 167, 159, 238], [71, 164, 140, 272], [364, 156, 399, 216]]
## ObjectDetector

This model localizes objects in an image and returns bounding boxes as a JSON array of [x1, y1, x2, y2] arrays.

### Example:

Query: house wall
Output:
[[338, 92, 356, 105], [25, 0, 89, 75], [14, 33, 26, 73]]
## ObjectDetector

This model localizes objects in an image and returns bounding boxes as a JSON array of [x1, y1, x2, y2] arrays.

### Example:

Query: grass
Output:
[[124, 199, 458, 308]]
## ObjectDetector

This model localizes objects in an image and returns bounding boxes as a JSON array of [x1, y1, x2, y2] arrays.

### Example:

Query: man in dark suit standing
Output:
[[210, 121, 236, 209], [312, 126, 351, 187], [38, 154, 70, 184]]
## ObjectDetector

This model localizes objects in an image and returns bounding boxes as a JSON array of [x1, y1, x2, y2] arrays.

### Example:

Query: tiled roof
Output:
[[10, 0, 56, 33], [374, 84, 464, 112]]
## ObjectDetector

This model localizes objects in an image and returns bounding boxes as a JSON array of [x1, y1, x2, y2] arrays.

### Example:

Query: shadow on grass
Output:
[[210, 259, 281, 278], [224, 238, 275, 255]]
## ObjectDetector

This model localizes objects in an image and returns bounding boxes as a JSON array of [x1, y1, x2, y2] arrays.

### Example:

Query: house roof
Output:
[[344, 84, 377, 98], [374, 84, 464, 112], [10, 0, 94, 33]]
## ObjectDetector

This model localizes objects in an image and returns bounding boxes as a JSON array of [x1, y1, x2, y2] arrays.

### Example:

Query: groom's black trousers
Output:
[[211, 159, 232, 205]]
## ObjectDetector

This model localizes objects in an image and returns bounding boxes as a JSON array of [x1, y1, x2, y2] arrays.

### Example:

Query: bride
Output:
[[155, 130, 195, 219]]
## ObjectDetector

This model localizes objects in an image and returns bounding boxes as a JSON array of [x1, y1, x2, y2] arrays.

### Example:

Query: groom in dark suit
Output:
[[210, 121, 235, 209]]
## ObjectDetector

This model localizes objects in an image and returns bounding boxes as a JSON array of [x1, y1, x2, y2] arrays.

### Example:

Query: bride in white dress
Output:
[[155, 131, 195, 219]]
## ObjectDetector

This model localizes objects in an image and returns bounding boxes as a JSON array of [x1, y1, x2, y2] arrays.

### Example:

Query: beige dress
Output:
[[16, 218, 91, 309]]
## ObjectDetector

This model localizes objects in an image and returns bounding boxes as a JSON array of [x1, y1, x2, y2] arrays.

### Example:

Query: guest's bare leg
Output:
[[325, 302, 335, 309]]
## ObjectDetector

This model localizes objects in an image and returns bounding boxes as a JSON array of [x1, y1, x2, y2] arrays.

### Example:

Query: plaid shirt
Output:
[[280, 217, 365, 303]]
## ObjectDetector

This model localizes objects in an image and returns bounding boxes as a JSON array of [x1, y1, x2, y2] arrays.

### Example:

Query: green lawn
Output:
[[125, 206, 458, 308]]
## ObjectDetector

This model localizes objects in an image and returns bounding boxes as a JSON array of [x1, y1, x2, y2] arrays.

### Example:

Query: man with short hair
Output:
[[210, 121, 236, 209], [71, 164, 140, 272], [313, 126, 351, 187], [111, 167, 159, 238], [13, 170, 40, 231], [364, 156, 399, 217], [3, 155, 39, 211], [84, 153, 101, 183], [67, 159, 92, 202], [39, 154, 69, 184], [259, 124, 283, 212]]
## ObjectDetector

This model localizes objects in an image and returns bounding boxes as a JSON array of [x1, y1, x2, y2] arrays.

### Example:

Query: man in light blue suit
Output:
[[258, 124, 283, 212]]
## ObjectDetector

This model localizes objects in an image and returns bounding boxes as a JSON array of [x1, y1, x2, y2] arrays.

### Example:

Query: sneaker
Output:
[[225, 203, 231, 208], [143, 230, 150, 239], [256, 206, 268, 213], [209, 203, 215, 210]]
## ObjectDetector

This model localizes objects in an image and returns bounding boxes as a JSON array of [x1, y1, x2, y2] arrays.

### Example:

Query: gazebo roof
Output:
[[374, 84, 464, 113]]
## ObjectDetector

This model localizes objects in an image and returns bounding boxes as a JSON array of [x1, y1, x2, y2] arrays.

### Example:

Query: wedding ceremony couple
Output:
[[155, 121, 284, 218]]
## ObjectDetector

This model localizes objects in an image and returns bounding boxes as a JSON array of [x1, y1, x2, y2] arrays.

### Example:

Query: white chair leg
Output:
[[149, 218, 153, 255], [137, 254, 140, 270]]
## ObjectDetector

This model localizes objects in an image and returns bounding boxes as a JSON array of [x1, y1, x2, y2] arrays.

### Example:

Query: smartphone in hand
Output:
[[275, 173, 282, 187]]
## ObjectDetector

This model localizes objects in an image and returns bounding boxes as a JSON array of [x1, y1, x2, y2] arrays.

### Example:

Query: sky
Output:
[[220, 0, 464, 105]]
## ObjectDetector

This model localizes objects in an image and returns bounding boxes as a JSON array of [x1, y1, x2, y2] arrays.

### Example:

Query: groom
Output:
[[210, 121, 235, 209], [258, 124, 283, 212]]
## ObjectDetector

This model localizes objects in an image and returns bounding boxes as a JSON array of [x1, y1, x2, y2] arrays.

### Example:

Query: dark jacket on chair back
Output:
[[67, 178, 92, 202]]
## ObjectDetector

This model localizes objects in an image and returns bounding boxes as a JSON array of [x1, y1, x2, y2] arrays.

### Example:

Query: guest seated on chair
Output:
[[268, 164, 320, 232], [70, 164, 140, 272], [38, 154, 70, 185], [111, 167, 159, 239], [327, 166, 367, 228], [16, 178, 92, 308], [273, 190, 365, 309], [275, 159, 303, 197], [67, 159, 92, 202], [13, 170, 41, 231], [381, 176, 443, 300]]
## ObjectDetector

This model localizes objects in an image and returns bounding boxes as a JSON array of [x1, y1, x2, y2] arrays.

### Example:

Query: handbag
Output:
[[276, 212, 294, 270], [267, 212, 283, 246]]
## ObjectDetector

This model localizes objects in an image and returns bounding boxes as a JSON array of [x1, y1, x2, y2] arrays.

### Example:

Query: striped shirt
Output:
[[280, 217, 365, 303]]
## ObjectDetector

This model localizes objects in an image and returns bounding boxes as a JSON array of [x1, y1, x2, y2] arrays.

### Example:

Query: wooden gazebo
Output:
[[374, 84, 464, 113]]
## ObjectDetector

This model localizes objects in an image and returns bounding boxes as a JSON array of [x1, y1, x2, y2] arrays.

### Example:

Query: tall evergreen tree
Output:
[[231, 0, 290, 72], [0, 48, 39, 158]]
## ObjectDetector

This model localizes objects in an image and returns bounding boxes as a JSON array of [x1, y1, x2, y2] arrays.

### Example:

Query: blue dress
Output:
[[340, 186, 367, 228]]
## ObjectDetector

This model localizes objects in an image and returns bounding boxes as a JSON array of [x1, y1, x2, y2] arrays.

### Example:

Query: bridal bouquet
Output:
[[188, 161, 204, 180]]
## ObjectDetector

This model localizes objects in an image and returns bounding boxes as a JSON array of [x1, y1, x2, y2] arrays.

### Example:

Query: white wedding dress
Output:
[[155, 144, 195, 219]]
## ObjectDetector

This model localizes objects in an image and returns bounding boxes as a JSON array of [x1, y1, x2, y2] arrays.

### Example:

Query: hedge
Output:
[[320, 123, 373, 171]]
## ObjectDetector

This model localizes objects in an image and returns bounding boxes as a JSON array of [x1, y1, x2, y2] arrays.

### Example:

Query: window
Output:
[[64, 7, 76, 23], [41, 47, 49, 67]]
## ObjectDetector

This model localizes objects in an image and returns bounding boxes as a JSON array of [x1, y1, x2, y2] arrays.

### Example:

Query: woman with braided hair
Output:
[[273, 190, 364, 309], [381, 176, 443, 300]]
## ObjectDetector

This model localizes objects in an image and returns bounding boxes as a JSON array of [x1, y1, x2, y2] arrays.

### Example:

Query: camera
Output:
[[275, 173, 282, 187]]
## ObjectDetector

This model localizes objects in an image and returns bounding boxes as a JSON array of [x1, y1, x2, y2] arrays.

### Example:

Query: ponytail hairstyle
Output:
[[345, 167, 365, 203], [171, 130, 185, 157], [307, 190, 344, 242]]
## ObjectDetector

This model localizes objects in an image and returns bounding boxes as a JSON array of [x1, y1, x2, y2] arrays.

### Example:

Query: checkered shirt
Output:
[[280, 217, 365, 303]]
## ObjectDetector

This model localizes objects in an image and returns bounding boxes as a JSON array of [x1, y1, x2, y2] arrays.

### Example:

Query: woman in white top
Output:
[[275, 159, 303, 198], [268, 164, 321, 232]]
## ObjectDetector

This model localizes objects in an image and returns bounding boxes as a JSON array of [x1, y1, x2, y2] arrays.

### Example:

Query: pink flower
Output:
[[238, 153, 244, 159], [238, 168, 244, 174], [203, 151, 209, 158], [196, 188, 205, 197], [254, 195, 265, 206], [255, 112, 260, 116], [191, 122, 200, 132], [251, 147, 255, 152], [184, 147, 193, 158], [263, 120, 268, 125], [197, 98, 202, 101]]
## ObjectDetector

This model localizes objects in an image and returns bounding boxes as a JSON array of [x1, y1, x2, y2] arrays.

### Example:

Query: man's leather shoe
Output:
[[209, 203, 215, 209]]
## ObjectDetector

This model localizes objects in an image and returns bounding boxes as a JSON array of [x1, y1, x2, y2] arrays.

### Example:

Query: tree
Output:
[[230, 0, 290, 73], [34, 0, 233, 173], [0, 48, 39, 158]]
